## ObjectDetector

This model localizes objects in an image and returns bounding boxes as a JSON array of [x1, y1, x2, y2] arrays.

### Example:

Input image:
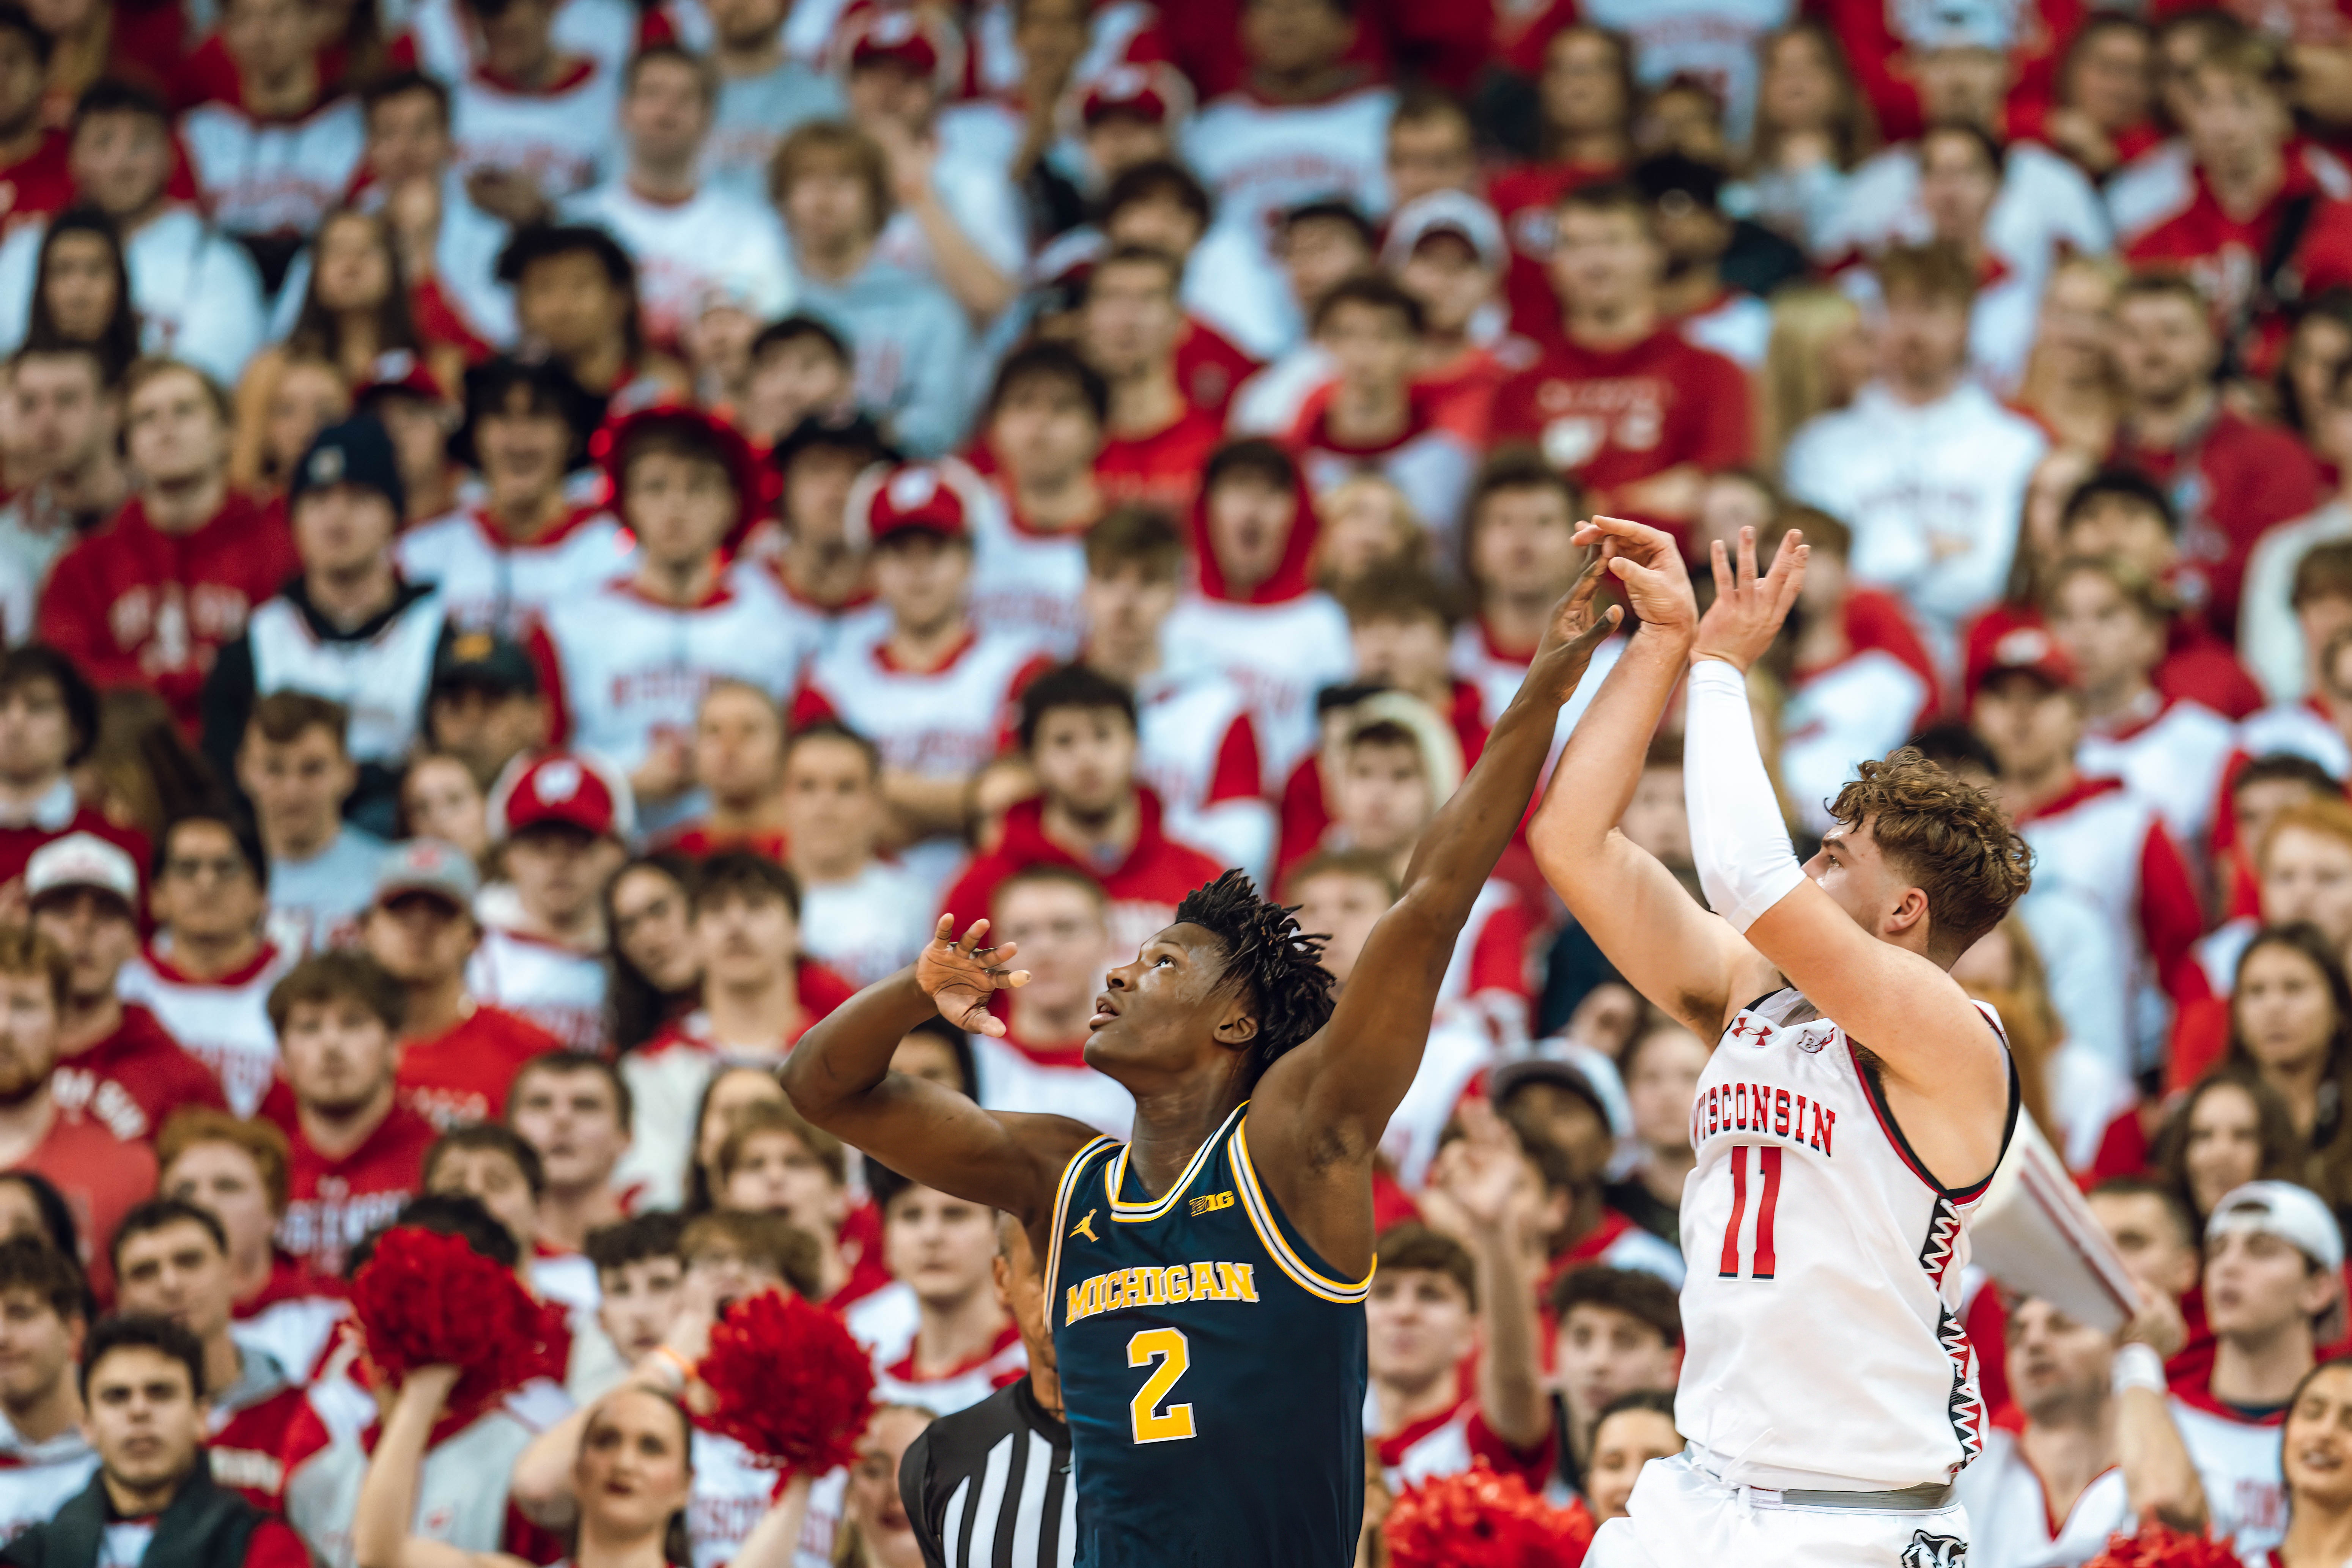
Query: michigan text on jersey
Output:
[[1064, 1261, 1262, 1326]]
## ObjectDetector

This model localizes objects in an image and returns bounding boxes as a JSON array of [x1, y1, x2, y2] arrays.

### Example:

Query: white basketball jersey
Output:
[[394, 508, 634, 637], [802, 628, 1044, 780], [247, 593, 445, 765], [543, 570, 821, 775], [1676, 988, 2016, 1490], [178, 98, 367, 237], [115, 943, 300, 1117]]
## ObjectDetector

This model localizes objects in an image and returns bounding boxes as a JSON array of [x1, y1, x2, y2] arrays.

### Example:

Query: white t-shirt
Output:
[[1780, 381, 2049, 656], [559, 179, 794, 343], [267, 825, 391, 953]]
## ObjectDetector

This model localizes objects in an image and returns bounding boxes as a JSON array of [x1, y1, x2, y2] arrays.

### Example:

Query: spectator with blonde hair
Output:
[[1311, 472, 1424, 594], [1729, 20, 1879, 251], [2011, 253, 2126, 455], [1756, 283, 1869, 468]]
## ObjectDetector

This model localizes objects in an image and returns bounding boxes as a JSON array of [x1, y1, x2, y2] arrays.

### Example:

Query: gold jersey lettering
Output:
[[1163, 1264, 1191, 1302], [1188, 1191, 1235, 1216], [1218, 1262, 1258, 1302]]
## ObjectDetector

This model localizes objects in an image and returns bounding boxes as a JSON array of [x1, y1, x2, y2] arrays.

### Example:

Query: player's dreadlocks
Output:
[[1174, 869, 1336, 1075]]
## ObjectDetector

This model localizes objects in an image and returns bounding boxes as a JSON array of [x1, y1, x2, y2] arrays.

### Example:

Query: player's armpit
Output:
[[1744, 883, 2009, 1174], [1543, 826, 1771, 1041]]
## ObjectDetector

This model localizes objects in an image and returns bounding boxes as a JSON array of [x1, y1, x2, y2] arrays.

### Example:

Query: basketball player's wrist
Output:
[[1688, 646, 1751, 676], [2110, 1342, 2166, 1395]]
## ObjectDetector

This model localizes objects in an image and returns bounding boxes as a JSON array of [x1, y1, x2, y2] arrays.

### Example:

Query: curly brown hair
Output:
[[1827, 748, 2033, 958]]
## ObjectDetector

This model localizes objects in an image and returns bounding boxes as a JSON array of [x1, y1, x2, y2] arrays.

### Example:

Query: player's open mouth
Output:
[[1089, 992, 1118, 1030]]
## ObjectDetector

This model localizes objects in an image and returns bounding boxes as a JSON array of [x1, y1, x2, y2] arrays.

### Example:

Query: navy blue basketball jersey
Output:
[[1045, 1101, 1370, 1568]]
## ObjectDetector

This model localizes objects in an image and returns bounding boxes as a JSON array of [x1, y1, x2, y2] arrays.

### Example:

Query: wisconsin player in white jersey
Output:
[[1530, 518, 2033, 1566]]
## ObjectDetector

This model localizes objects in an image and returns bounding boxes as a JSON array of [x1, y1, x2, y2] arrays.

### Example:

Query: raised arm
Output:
[[1441, 1102, 1549, 1454], [1254, 565, 1620, 1156], [780, 918, 1103, 1227], [2113, 1331, 2207, 1533], [355, 1367, 526, 1568], [1526, 517, 1776, 1040], [1684, 528, 2011, 1181]]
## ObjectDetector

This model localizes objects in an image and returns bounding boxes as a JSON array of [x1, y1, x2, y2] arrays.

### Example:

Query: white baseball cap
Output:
[[2207, 1180, 2346, 1274], [24, 832, 138, 909], [1898, 0, 2016, 52]]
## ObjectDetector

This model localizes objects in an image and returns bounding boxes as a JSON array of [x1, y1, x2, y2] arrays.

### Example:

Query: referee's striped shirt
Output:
[[898, 1379, 1074, 1568]]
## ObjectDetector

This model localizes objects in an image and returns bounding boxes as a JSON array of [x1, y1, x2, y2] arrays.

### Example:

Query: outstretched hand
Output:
[[1572, 515, 1697, 635], [1692, 526, 1807, 675], [1526, 558, 1623, 705], [914, 916, 1029, 1037]]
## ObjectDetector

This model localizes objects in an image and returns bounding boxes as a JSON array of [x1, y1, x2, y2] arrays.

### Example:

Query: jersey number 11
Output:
[[1716, 1144, 1784, 1280]]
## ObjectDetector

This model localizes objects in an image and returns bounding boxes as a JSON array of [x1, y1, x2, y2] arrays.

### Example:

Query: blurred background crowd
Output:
[[1, 0, 2351, 1560]]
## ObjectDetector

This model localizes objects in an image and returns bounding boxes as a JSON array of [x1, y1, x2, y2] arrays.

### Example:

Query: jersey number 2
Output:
[[1127, 1327, 1196, 1444], [1716, 1144, 1783, 1279]]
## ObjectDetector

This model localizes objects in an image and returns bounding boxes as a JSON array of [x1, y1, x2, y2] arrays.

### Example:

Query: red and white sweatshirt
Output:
[[115, 941, 299, 1119], [37, 493, 299, 731]]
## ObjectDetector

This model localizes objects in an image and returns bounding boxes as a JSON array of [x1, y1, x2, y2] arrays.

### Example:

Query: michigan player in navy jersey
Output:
[[783, 566, 1622, 1568]]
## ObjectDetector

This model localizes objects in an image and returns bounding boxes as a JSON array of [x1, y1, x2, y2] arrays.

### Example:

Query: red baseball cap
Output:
[[491, 751, 635, 841], [848, 461, 974, 548], [842, 9, 961, 93], [1964, 624, 2078, 706], [1080, 64, 1189, 128]]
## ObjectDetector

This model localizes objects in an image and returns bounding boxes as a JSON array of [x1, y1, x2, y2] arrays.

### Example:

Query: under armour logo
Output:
[[1070, 1208, 1098, 1242], [1900, 1531, 1966, 1568], [1727, 1018, 1773, 1047]]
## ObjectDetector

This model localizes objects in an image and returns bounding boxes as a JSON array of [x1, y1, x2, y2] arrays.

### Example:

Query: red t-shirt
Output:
[[1490, 327, 1752, 532], [654, 824, 790, 863], [395, 1004, 565, 1130], [49, 1002, 225, 1143], [19, 1103, 159, 1301], [277, 1102, 439, 1277], [940, 790, 1224, 945], [2110, 407, 2322, 637], [1172, 317, 1260, 421], [1097, 406, 1225, 519], [2125, 154, 2352, 375]]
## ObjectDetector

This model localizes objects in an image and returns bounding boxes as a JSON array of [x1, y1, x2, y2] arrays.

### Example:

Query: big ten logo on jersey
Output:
[[1064, 1261, 1259, 1326], [1188, 1190, 1234, 1217]]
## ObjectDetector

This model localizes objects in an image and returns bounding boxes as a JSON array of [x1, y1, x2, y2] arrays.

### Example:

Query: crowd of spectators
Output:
[[10, 0, 2352, 1562]]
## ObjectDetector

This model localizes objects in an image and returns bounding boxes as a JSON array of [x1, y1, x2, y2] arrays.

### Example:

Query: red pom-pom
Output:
[[698, 1289, 877, 1475], [2086, 1525, 2246, 1568], [1383, 1464, 1596, 1568], [348, 1228, 555, 1411]]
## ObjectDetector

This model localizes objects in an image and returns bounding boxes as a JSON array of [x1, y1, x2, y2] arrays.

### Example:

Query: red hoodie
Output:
[[38, 492, 297, 729], [941, 789, 1224, 951]]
